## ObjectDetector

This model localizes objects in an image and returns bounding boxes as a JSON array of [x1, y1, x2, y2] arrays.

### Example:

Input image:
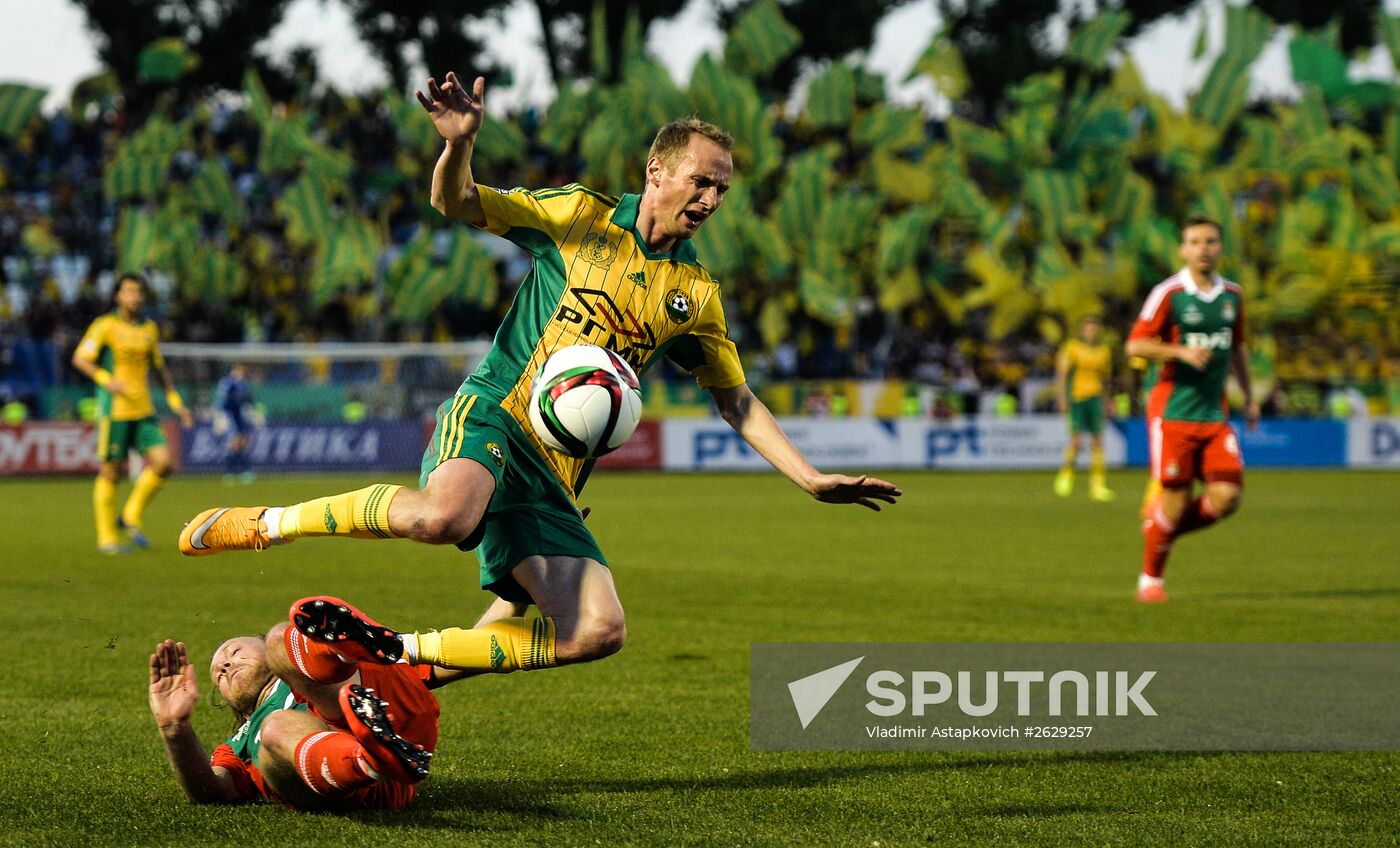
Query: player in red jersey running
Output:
[[1125, 217, 1259, 603]]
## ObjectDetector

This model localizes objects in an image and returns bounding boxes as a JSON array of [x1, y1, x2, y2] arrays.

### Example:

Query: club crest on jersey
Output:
[[579, 233, 618, 269], [486, 442, 505, 468], [1222, 300, 1236, 321], [664, 289, 693, 324]]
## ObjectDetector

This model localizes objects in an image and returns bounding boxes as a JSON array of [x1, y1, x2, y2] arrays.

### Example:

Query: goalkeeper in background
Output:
[[1053, 315, 1115, 502], [213, 363, 260, 484], [72, 273, 195, 553]]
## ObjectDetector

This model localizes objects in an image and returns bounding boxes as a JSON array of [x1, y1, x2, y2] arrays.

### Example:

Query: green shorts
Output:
[[97, 416, 166, 463], [419, 392, 606, 605], [1068, 398, 1105, 435]]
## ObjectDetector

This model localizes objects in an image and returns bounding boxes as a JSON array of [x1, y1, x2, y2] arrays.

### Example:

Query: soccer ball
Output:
[[528, 344, 643, 458]]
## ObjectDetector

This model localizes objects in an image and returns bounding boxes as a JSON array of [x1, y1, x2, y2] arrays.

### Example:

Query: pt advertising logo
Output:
[[751, 643, 1400, 751]]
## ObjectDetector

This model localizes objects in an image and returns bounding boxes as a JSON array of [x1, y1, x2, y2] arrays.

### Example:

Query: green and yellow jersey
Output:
[[463, 184, 745, 493], [1129, 269, 1245, 422], [1057, 339, 1112, 402], [74, 312, 165, 420]]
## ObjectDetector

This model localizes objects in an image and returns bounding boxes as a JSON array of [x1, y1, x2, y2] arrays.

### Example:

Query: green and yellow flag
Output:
[[312, 216, 382, 303], [947, 116, 1009, 167], [851, 104, 924, 153], [105, 155, 171, 200], [137, 38, 199, 84], [724, 0, 802, 77], [805, 63, 855, 129], [1192, 56, 1252, 128], [905, 32, 969, 100], [116, 209, 157, 273], [1066, 10, 1131, 70], [0, 83, 46, 138], [180, 247, 245, 300], [1023, 170, 1087, 238], [189, 159, 245, 226], [388, 229, 497, 320], [243, 68, 273, 126], [275, 173, 335, 249]]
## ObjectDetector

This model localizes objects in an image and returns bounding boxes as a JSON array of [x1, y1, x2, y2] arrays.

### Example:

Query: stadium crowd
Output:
[[2, 3, 1398, 420]]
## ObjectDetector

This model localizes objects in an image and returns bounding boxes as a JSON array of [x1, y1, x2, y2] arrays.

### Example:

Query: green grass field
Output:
[[2, 469, 1397, 847]]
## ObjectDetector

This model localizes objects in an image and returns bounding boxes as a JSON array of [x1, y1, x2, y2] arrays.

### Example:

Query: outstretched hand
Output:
[[415, 72, 485, 144], [149, 639, 199, 732], [808, 474, 902, 511]]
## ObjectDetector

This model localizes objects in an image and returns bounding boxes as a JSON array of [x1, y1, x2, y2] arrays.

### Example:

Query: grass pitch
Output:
[[1, 469, 1396, 847]]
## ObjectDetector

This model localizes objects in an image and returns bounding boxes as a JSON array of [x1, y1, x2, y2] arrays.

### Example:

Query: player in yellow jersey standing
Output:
[[181, 73, 901, 679], [73, 274, 195, 554], [1053, 315, 1115, 502]]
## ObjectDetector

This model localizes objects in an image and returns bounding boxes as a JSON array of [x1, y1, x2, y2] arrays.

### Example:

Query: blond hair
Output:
[[648, 117, 733, 169]]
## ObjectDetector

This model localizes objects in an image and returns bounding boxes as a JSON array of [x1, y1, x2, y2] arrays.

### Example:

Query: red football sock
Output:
[[1175, 494, 1221, 537], [1141, 508, 1176, 578], [284, 626, 355, 684], [293, 730, 378, 796]]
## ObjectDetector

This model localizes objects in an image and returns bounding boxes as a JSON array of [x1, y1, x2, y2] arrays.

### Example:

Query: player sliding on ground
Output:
[[180, 73, 901, 676], [148, 595, 461, 811], [1126, 216, 1258, 603]]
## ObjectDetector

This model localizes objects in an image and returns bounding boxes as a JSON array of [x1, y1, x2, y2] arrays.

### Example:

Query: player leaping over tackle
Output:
[[180, 73, 901, 677]]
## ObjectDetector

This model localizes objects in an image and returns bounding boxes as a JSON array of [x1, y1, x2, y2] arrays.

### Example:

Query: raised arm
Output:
[[148, 640, 241, 804], [417, 72, 487, 225], [708, 383, 902, 511]]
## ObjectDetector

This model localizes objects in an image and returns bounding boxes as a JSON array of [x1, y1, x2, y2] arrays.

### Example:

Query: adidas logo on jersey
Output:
[[626, 270, 646, 287]]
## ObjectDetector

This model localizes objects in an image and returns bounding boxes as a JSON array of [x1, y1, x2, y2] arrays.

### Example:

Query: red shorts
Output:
[[1149, 417, 1243, 487], [310, 663, 441, 811]]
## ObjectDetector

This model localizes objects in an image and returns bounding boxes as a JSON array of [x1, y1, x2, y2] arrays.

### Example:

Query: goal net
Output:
[[160, 341, 493, 475]]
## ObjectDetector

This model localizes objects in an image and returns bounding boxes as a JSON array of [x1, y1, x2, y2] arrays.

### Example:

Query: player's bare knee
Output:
[[258, 710, 298, 753], [1212, 486, 1242, 516], [413, 506, 478, 545], [563, 613, 626, 662]]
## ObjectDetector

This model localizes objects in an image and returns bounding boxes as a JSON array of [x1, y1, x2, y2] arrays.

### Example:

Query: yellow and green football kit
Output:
[[75, 312, 175, 547], [76, 312, 170, 459], [420, 184, 746, 602], [1057, 339, 1112, 435]]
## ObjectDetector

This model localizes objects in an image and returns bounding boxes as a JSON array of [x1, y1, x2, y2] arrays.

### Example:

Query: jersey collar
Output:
[[1176, 267, 1227, 302], [611, 193, 699, 265]]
